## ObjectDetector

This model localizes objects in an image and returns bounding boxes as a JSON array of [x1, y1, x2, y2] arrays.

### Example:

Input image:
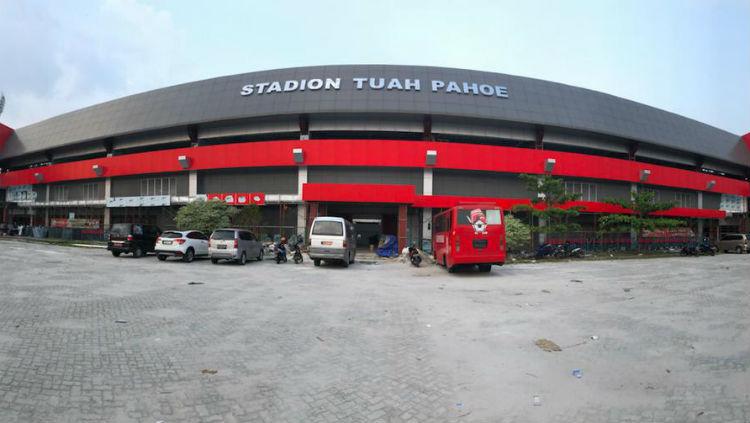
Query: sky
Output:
[[0, 0, 748, 135]]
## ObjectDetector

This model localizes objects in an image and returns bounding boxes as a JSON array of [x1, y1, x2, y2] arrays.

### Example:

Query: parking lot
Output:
[[0, 238, 748, 423]]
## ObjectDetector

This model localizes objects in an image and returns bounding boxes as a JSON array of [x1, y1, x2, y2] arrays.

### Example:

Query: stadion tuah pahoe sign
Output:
[[241, 77, 509, 98]]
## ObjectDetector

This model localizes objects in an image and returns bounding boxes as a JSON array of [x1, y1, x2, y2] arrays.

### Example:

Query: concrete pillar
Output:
[[421, 167, 433, 251], [296, 204, 306, 239], [44, 185, 50, 226], [103, 177, 112, 228], [696, 192, 704, 239], [421, 208, 432, 248], [188, 170, 198, 197], [298, 166, 307, 199], [630, 183, 638, 249], [398, 205, 408, 252], [538, 218, 547, 245], [422, 168, 433, 195]]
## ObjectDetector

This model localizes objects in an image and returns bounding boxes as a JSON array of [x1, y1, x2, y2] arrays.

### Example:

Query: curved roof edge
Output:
[[2, 65, 748, 168]]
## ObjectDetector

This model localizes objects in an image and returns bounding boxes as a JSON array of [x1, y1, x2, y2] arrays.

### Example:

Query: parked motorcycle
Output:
[[408, 245, 422, 267], [536, 242, 583, 259], [275, 241, 288, 264], [535, 243, 556, 259], [291, 242, 303, 264], [681, 238, 717, 256]]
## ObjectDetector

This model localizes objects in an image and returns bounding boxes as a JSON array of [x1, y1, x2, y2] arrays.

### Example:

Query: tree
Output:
[[512, 174, 583, 236], [504, 213, 532, 253], [232, 204, 263, 228], [597, 190, 685, 249], [174, 199, 237, 235]]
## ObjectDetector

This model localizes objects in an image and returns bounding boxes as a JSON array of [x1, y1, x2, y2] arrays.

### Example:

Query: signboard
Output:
[[207, 192, 265, 205], [720, 194, 748, 214], [106, 195, 171, 208], [240, 77, 509, 99], [5, 185, 37, 203], [50, 218, 100, 229]]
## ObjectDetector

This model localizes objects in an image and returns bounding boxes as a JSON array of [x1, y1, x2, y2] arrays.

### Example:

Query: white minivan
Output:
[[308, 217, 357, 267]]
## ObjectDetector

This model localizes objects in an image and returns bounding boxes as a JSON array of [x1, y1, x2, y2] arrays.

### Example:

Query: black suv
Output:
[[107, 223, 161, 258]]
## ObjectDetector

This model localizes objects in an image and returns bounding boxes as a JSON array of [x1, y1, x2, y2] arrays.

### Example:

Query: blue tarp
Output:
[[376, 234, 399, 257]]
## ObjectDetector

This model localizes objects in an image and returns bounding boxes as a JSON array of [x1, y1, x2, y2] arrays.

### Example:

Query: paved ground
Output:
[[0, 239, 748, 423]]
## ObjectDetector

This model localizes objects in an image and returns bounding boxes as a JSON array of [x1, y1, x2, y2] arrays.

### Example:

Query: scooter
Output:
[[408, 245, 422, 267], [682, 239, 717, 256], [275, 242, 288, 264], [291, 242, 303, 264]]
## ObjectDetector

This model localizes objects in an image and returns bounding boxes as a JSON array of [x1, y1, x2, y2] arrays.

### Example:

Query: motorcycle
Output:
[[681, 239, 717, 256], [408, 245, 422, 267], [291, 242, 303, 264], [536, 242, 583, 259], [275, 242, 288, 264], [535, 243, 556, 259]]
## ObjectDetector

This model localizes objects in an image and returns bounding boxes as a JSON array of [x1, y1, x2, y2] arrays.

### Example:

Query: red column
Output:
[[398, 204, 408, 252]]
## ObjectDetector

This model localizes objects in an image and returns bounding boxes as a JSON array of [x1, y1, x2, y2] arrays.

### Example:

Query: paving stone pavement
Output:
[[0, 239, 748, 422]]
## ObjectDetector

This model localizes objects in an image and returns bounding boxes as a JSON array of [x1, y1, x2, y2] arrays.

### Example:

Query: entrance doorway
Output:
[[322, 203, 399, 250]]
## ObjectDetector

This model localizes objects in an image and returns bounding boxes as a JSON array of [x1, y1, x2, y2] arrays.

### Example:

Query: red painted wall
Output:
[[0, 123, 13, 153], [301, 183, 725, 219], [1, 139, 748, 197], [743, 133, 750, 150]]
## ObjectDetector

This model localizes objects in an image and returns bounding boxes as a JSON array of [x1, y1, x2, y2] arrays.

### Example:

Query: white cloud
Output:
[[0, 0, 194, 128]]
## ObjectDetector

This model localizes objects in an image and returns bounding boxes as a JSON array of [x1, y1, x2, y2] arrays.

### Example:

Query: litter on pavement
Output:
[[535, 338, 562, 352]]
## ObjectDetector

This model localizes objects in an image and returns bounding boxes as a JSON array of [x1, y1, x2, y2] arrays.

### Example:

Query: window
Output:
[[673, 192, 697, 208], [565, 182, 598, 202], [82, 183, 100, 201], [434, 214, 450, 233], [312, 221, 344, 236], [457, 208, 502, 226], [140, 177, 177, 196], [52, 185, 70, 201], [211, 230, 236, 240]]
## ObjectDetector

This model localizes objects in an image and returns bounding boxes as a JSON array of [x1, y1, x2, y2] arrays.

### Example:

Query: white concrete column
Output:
[[423, 168, 433, 196], [697, 191, 703, 209], [297, 166, 308, 239], [421, 168, 434, 250], [188, 170, 198, 197], [44, 185, 50, 226], [297, 166, 308, 199], [422, 208, 432, 245], [103, 177, 112, 228], [629, 183, 638, 249], [296, 205, 307, 239], [538, 218, 547, 245]]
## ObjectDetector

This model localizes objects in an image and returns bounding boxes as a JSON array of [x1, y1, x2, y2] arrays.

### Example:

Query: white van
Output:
[[308, 217, 357, 267]]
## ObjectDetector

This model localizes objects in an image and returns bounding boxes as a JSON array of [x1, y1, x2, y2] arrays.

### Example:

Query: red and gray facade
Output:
[[1, 65, 748, 248]]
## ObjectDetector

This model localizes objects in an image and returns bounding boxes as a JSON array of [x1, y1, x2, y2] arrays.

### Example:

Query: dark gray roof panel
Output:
[[3, 65, 748, 167]]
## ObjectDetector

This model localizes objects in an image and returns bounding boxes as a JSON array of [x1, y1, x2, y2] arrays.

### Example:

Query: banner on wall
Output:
[[720, 194, 748, 214], [50, 218, 100, 229], [207, 193, 265, 206], [5, 185, 37, 203], [106, 195, 171, 208]]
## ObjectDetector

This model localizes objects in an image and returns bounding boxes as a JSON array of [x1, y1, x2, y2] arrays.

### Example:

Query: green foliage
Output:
[[232, 205, 262, 228], [598, 190, 685, 233], [513, 174, 583, 234], [174, 200, 237, 235], [519, 174, 581, 207], [504, 214, 532, 252], [597, 213, 684, 233]]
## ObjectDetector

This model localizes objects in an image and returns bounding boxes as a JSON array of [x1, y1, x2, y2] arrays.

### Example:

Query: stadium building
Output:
[[1, 65, 748, 250]]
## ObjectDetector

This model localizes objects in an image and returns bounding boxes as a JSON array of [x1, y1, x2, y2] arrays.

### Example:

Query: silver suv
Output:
[[209, 228, 263, 264], [718, 233, 749, 254]]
